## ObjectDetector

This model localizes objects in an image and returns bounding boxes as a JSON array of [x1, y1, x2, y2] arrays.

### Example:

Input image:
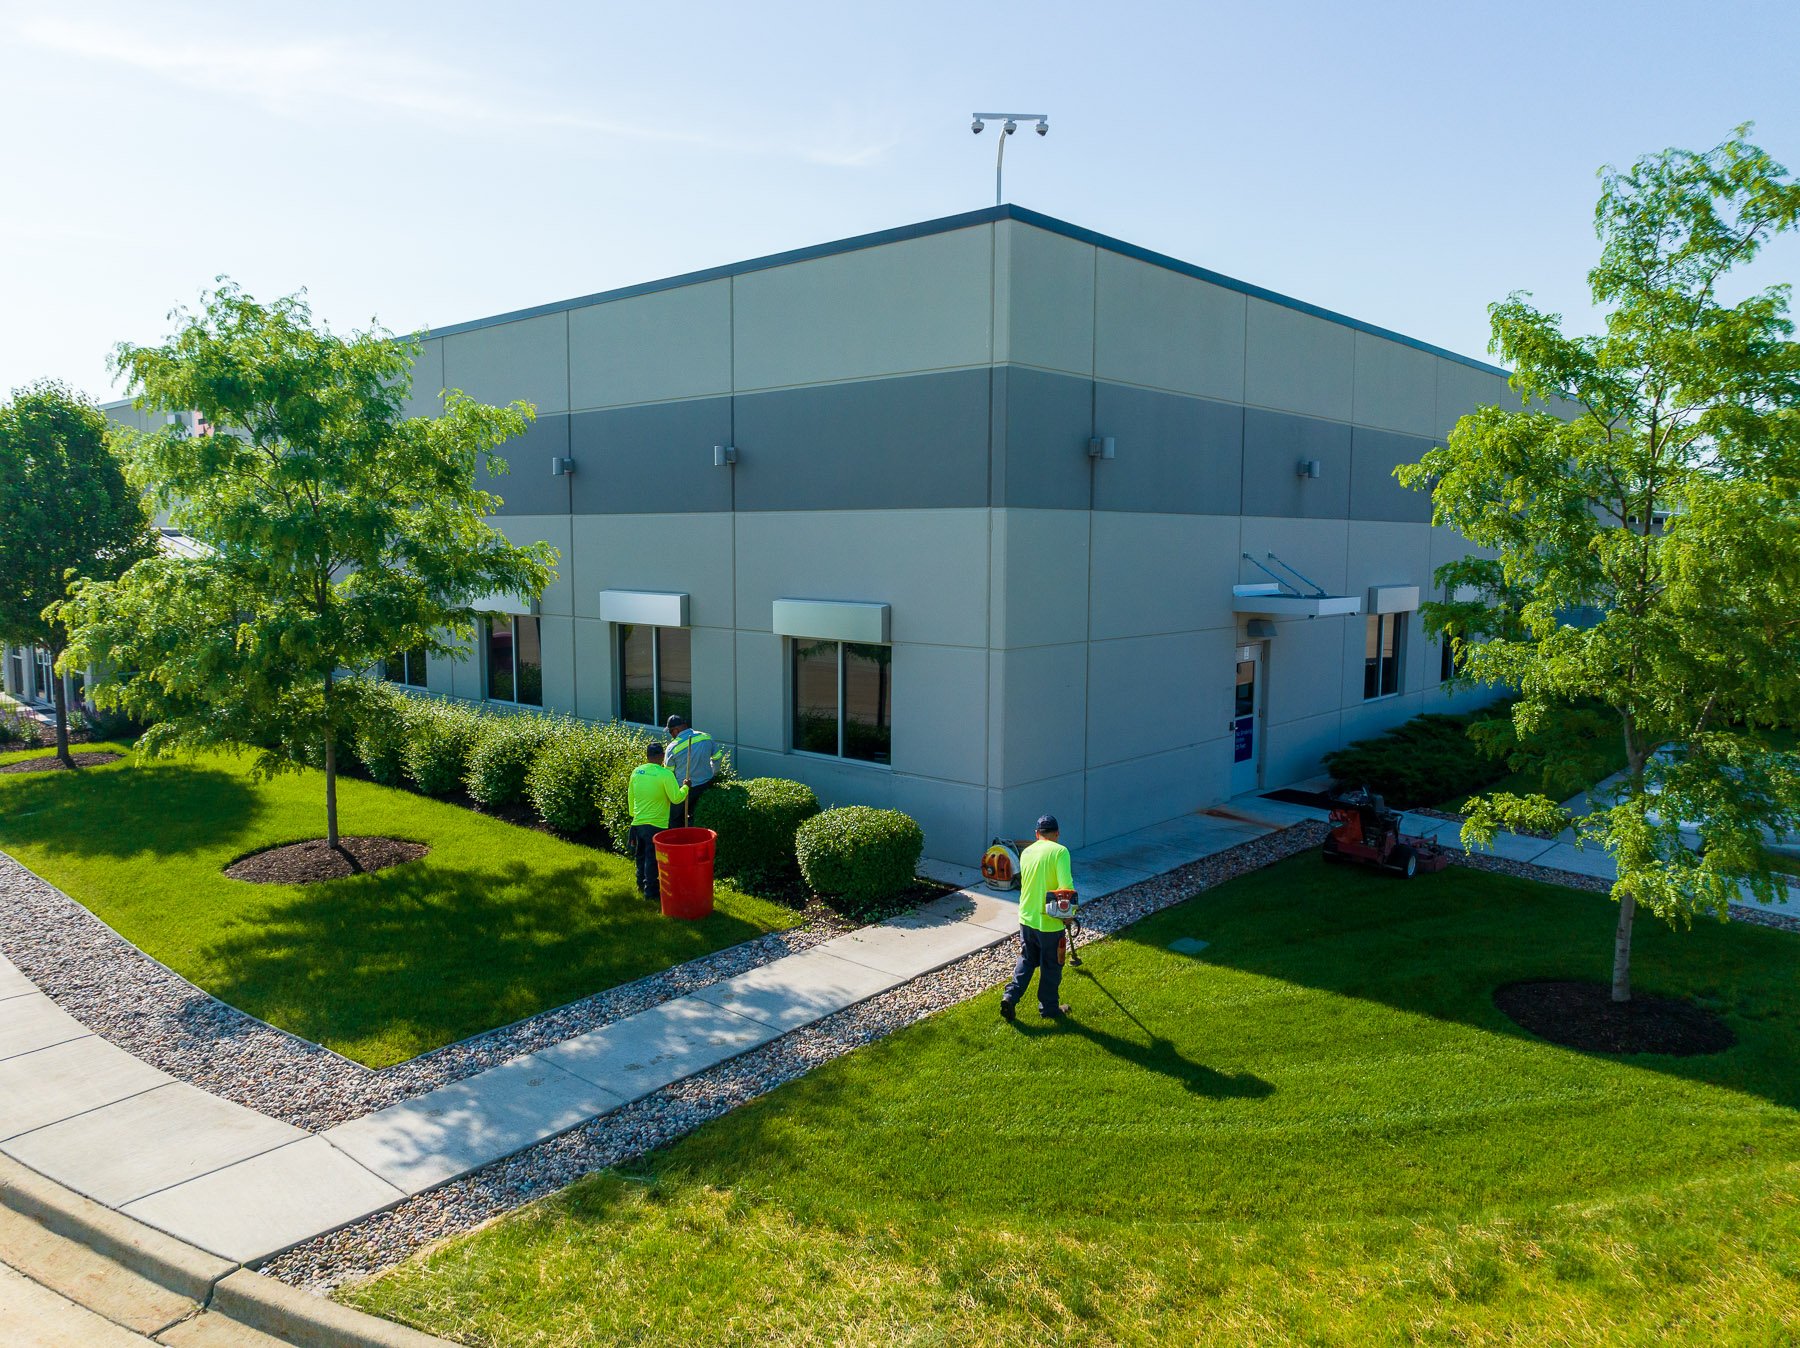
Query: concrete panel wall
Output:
[[569, 512, 735, 626], [732, 227, 994, 391], [734, 631, 785, 752], [1352, 333, 1438, 438], [1349, 427, 1435, 524], [889, 642, 988, 785], [1435, 361, 1516, 438], [987, 643, 1087, 788], [1087, 512, 1239, 640], [1094, 251, 1246, 402], [1241, 409, 1351, 520], [490, 515, 573, 616], [1084, 631, 1233, 767], [482, 417, 572, 517], [442, 313, 569, 415], [997, 221, 1094, 376], [568, 399, 733, 514], [1092, 384, 1243, 515], [733, 510, 989, 648], [402, 340, 445, 420], [569, 280, 731, 411], [537, 615, 576, 712], [989, 509, 1089, 650], [993, 366, 1094, 510], [1244, 299, 1354, 420]]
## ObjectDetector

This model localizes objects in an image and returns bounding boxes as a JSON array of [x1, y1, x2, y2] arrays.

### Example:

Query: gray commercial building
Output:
[[62, 205, 1511, 862]]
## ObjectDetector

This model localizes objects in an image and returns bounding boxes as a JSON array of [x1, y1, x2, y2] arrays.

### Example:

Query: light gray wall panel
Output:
[[1240, 409, 1352, 519], [989, 643, 1087, 788], [1094, 251, 1247, 402], [568, 280, 731, 411], [1435, 361, 1516, 438], [442, 313, 569, 415], [537, 615, 576, 714], [733, 370, 989, 511], [570, 513, 734, 626], [1349, 427, 1434, 523], [1084, 742, 1213, 842], [998, 221, 1094, 376], [448, 631, 484, 701], [1263, 708, 1344, 788], [572, 617, 612, 722], [426, 632, 466, 698], [481, 416, 571, 517], [1237, 516, 1350, 597], [988, 773, 1087, 852], [401, 340, 444, 420], [890, 775, 987, 864], [1244, 299, 1354, 421], [567, 398, 732, 514], [1352, 333, 1438, 437], [1085, 631, 1233, 767], [1088, 512, 1240, 640], [989, 509, 1089, 650], [995, 366, 1092, 510], [689, 625, 738, 744], [1091, 384, 1243, 515], [491, 515, 573, 616], [889, 643, 987, 785], [733, 510, 989, 648], [733, 631, 785, 752], [1259, 607, 1349, 729], [732, 227, 994, 390]]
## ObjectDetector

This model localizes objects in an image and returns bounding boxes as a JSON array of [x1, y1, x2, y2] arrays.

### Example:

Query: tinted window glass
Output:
[[619, 624, 654, 724], [842, 643, 891, 764], [516, 616, 543, 707], [658, 627, 693, 726], [487, 616, 515, 702], [792, 640, 840, 755]]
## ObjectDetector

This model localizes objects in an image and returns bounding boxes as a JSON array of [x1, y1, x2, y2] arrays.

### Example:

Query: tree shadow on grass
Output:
[[0, 759, 266, 859], [1116, 853, 1800, 1112], [195, 853, 777, 1067]]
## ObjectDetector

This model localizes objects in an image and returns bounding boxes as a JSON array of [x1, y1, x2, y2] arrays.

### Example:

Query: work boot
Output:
[[999, 999, 1017, 1022], [1041, 1004, 1073, 1019]]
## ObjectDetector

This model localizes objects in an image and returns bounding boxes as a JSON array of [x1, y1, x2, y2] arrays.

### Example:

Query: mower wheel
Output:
[[1390, 844, 1418, 879]]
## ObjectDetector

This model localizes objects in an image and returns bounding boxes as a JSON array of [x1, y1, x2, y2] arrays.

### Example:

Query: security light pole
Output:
[[970, 113, 1048, 205]]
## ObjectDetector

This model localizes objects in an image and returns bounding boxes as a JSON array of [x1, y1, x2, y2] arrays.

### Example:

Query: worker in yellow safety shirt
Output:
[[627, 742, 688, 904], [1000, 814, 1075, 1021]]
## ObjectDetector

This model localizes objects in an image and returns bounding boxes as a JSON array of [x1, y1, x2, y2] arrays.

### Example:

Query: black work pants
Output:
[[630, 824, 662, 900], [678, 782, 710, 828], [1003, 925, 1065, 1015]]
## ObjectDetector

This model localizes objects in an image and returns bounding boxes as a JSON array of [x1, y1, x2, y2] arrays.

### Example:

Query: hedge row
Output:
[[340, 677, 924, 908]]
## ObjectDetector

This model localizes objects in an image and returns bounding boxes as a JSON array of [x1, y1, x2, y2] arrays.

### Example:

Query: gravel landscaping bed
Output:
[[265, 822, 1329, 1293], [0, 847, 838, 1130]]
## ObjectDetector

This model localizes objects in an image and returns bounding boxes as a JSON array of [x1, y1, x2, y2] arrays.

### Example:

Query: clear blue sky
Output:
[[4, 0, 1797, 400]]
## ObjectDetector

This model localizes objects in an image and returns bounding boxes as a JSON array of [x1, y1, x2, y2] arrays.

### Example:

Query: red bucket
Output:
[[653, 827, 716, 919]]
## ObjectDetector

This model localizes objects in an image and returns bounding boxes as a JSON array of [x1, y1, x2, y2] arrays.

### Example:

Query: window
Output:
[[617, 624, 691, 727], [5, 646, 23, 695], [1363, 614, 1404, 699], [383, 647, 428, 689], [1439, 634, 1456, 684], [34, 647, 53, 701], [485, 615, 542, 706], [792, 640, 891, 764]]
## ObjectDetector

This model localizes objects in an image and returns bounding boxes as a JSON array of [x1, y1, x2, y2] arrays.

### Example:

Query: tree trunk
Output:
[[49, 641, 72, 769], [324, 731, 341, 852], [1611, 890, 1636, 1002]]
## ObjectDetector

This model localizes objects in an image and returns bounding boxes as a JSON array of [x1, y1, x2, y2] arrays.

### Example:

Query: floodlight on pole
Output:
[[970, 112, 1049, 205]]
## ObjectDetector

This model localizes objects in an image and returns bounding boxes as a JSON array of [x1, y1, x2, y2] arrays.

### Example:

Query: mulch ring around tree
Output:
[[225, 837, 429, 884], [0, 751, 123, 774], [1494, 979, 1736, 1056]]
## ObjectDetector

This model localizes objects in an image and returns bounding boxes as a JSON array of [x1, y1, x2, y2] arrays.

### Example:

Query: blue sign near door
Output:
[[1234, 716, 1254, 763]]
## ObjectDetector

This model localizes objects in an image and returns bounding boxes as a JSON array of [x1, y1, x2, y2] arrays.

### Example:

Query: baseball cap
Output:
[[1036, 814, 1059, 833], [666, 715, 688, 732]]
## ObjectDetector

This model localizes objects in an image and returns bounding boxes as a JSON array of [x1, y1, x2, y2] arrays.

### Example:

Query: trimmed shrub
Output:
[[527, 721, 647, 838], [403, 698, 487, 796], [465, 712, 558, 808], [594, 723, 661, 850], [343, 677, 414, 785], [796, 806, 924, 917], [694, 777, 821, 887]]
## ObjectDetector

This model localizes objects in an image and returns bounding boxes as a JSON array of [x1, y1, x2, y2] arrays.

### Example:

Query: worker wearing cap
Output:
[[627, 743, 689, 903], [665, 715, 715, 828], [1000, 814, 1076, 1021]]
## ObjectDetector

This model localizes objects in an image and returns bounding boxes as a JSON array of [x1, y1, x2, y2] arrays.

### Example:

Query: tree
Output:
[[1398, 128, 1800, 1001], [60, 283, 557, 853], [0, 382, 156, 766]]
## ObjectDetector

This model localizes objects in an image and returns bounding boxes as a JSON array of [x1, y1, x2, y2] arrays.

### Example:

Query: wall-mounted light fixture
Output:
[[551, 456, 575, 476], [1088, 436, 1116, 460], [713, 444, 738, 467], [1296, 458, 1322, 479]]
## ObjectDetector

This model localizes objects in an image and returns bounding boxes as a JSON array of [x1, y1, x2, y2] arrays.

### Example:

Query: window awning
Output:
[[773, 598, 890, 644], [599, 589, 690, 627], [1232, 584, 1362, 619], [468, 590, 541, 616]]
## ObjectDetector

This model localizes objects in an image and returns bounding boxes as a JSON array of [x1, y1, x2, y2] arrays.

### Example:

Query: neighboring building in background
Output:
[[100, 205, 1515, 860]]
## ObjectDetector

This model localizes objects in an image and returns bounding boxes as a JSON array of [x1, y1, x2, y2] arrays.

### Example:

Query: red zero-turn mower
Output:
[[1321, 787, 1449, 878]]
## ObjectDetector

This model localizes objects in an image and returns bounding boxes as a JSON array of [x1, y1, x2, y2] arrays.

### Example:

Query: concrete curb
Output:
[[0, 1154, 455, 1347]]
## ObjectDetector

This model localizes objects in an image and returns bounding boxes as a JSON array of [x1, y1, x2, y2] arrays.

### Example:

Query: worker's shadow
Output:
[[1011, 968, 1274, 1101]]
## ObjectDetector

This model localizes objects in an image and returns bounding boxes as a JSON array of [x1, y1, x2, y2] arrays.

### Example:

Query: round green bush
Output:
[[694, 777, 820, 887], [344, 677, 415, 785], [795, 806, 924, 915], [403, 698, 486, 796], [526, 725, 608, 834], [465, 712, 558, 808]]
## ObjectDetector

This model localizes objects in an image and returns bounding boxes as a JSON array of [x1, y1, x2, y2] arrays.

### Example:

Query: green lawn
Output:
[[344, 857, 1800, 1345], [0, 746, 798, 1066]]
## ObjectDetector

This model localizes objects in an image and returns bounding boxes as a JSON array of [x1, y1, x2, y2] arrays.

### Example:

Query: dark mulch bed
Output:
[[1495, 979, 1736, 1057], [0, 751, 123, 774], [225, 836, 429, 884]]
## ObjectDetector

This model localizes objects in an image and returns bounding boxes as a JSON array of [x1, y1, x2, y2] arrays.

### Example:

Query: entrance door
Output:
[[1230, 643, 1264, 795]]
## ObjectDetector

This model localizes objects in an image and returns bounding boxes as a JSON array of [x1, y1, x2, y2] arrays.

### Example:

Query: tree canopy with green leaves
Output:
[[0, 381, 156, 765], [61, 283, 557, 851], [1399, 128, 1800, 1001]]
